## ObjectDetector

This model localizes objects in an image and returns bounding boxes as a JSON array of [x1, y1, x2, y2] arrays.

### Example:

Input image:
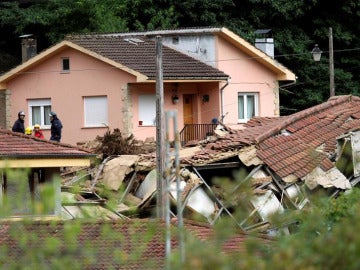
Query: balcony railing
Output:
[[179, 124, 217, 146]]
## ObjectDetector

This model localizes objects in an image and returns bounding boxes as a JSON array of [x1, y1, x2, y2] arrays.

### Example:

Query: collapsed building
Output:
[[64, 95, 360, 234]]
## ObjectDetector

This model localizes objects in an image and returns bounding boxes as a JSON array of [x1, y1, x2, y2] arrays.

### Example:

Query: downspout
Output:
[[279, 80, 297, 91], [220, 77, 231, 122]]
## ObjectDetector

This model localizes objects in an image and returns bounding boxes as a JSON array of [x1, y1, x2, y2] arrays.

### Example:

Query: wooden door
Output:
[[183, 94, 194, 142], [183, 94, 193, 124]]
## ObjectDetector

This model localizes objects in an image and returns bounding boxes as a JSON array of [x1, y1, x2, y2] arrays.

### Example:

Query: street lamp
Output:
[[311, 44, 322, 61], [311, 27, 335, 97]]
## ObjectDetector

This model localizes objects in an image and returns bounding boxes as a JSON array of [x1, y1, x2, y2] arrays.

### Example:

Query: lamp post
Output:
[[311, 27, 335, 97]]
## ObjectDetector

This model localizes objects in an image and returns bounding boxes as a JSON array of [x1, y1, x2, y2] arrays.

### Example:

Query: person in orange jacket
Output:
[[33, 124, 45, 139]]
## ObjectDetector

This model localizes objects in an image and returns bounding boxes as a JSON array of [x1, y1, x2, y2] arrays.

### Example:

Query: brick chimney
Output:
[[254, 29, 274, 58], [19, 34, 37, 63]]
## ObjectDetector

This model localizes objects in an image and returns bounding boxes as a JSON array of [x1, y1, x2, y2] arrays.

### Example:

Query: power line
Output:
[[274, 47, 360, 59]]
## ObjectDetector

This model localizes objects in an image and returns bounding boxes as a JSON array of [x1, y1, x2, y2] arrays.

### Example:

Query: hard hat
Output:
[[18, 111, 25, 116], [34, 124, 41, 129], [49, 111, 57, 117], [25, 126, 33, 135]]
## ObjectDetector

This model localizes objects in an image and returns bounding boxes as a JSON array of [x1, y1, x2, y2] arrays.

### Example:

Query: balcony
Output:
[[179, 124, 217, 146]]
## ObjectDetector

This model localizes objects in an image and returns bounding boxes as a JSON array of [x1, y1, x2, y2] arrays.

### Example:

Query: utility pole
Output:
[[155, 36, 166, 219], [329, 27, 335, 97], [311, 27, 335, 97]]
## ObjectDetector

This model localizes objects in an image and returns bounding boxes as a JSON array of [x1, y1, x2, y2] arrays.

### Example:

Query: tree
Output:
[[1, 0, 360, 113], [0, 0, 129, 69], [230, 0, 360, 113]]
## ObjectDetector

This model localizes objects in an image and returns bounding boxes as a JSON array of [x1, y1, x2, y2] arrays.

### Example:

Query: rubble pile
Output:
[[63, 96, 360, 234]]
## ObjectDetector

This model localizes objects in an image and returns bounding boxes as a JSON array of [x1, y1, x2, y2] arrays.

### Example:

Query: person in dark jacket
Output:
[[12, 111, 26, 133], [49, 111, 63, 142]]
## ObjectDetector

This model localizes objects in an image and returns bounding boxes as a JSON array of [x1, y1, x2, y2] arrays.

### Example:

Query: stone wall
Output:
[[0, 90, 10, 129]]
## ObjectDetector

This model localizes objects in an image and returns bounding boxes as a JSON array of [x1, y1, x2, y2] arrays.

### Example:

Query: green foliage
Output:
[[169, 186, 360, 269], [170, 0, 235, 27], [259, 189, 360, 270], [1, 0, 360, 111], [0, 213, 165, 269], [0, 0, 128, 43], [324, 188, 360, 224], [2, 164, 360, 268], [117, 0, 179, 30]]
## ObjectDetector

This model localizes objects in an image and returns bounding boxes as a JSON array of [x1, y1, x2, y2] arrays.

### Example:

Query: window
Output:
[[238, 93, 258, 122], [62, 58, 70, 72], [84, 96, 108, 127], [172, 37, 179, 44], [138, 94, 156, 126], [28, 99, 52, 127]]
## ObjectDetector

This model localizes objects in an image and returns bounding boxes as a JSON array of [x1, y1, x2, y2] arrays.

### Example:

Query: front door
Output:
[[183, 94, 194, 142], [183, 94, 194, 124]]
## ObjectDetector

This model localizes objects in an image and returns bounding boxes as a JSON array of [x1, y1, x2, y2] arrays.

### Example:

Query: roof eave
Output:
[[0, 41, 74, 86], [0, 157, 92, 168], [277, 72, 296, 81], [0, 40, 148, 88], [147, 76, 229, 82], [218, 28, 296, 81]]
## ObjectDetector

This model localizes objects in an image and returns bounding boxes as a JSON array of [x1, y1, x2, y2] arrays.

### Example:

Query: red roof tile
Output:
[[182, 95, 360, 180], [65, 35, 229, 81], [0, 219, 269, 269], [0, 129, 93, 158]]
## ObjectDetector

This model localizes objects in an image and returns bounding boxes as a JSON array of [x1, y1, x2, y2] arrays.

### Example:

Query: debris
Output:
[[101, 155, 139, 191], [61, 97, 360, 234], [303, 166, 351, 190], [238, 145, 263, 166], [94, 128, 141, 159], [61, 191, 126, 220]]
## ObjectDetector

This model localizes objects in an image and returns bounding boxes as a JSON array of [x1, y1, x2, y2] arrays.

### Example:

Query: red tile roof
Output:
[[65, 35, 229, 81], [183, 95, 360, 179], [0, 219, 268, 269], [0, 129, 93, 158]]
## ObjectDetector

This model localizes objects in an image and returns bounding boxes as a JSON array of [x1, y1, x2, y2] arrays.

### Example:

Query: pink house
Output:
[[134, 28, 296, 127], [0, 27, 295, 145]]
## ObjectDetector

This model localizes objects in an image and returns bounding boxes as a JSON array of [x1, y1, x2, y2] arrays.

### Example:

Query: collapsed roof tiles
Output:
[[182, 95, 360, 190]]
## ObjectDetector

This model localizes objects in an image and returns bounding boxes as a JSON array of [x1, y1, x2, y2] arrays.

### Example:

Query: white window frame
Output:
[[28, 99, 52, 128], [138, 94, 156, 126], [238, 92, 259, 123], [84, 96, 108, 127]]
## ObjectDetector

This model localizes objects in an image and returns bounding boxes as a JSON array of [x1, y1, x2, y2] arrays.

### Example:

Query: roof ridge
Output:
[[66, 34, 150, 40], [65, 26, 223, 37], [255, 95, 357, 143]]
